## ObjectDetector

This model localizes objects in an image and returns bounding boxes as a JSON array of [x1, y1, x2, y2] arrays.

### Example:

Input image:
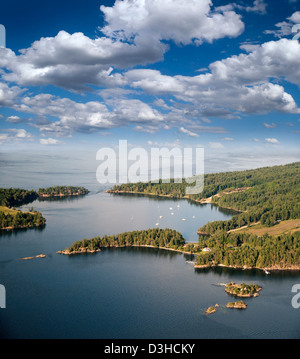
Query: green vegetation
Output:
[[205, 306, 218, 315], [110, 162, 300, 230], [0, 188, 45, 229], [196, 231, 300, 269], [232, 219, 300, 237], [195, 163, 300, 269], [38, 186, 89, 197], [198, 162, 299, 233], [0, 186, 89, 231], [226, 301, 247, 309], [0, 209, 46, 229], [60, 228, 186, 254], [225, 282, 261, 297], [109, 162, 300, 270], [0, 188, 38, 208]]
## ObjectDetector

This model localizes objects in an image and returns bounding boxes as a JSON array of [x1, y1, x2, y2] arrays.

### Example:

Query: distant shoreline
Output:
[[105, 190, 242, 213]]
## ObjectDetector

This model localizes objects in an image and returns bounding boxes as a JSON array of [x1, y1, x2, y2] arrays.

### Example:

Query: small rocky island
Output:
[[205, 282, 261, 315], [226, 301, 247, 309], [225, 282, 262, 297], [205, 305, 218, 315]]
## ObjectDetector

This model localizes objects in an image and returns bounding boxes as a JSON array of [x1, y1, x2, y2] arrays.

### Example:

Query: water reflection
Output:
[[0, 225, 46, 238], [37, 194, 88, 203]]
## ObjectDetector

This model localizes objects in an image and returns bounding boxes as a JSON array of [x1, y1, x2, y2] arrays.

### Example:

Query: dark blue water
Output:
[[0, 153, 299, 339], [0, 192, 299, 339]]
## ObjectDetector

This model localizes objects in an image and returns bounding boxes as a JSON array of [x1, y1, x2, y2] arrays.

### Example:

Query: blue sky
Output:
[[0, 0, 299, 173]]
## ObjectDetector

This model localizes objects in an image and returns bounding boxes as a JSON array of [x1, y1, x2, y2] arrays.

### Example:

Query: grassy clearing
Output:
[[234, 219, 300, 237], [0, 206, 19, 215]]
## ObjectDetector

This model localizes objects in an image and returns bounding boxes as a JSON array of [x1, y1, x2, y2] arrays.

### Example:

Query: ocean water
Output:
[[0, 152, 299, 339], [0, 192, 299, 339]]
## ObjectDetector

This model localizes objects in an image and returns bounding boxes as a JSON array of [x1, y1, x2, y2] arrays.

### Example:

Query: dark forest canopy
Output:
[[198, 162, 299, 234], [0, 209, 46, 230], [61, 227, 300, 269], [61, 228, 186, 254], [107, 162, 300, 270], [0, 186, 89, 208], [0, 186, 89, 230], [0, 188, 38, 208], [109, 162, 300, 232], [108, 162, 299, 202], [38, 186, 89, 197], [196, 231, 300, 269]]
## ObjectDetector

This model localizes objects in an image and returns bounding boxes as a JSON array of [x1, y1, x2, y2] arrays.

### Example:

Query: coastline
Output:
[[105, 189, 243, 213], [57, 244, 194, 256], [194, 263, 300, 272], [39, 192, 89, 198], [57, 243, 300, 272]]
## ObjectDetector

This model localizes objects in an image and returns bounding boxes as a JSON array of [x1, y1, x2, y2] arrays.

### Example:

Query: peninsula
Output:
[[107, 162, 300, 271], [57, 228, 186, 255], [0, 188, 45, 230], [0, 186, 89, 230]]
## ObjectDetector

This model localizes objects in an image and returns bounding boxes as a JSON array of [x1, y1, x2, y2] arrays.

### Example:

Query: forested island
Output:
[[224, 283, 262, 297], [0, 186, 89, 230], [57, 228, 186, 255], [107, 162, 300, 270], [0, 207, 46, 230], [38, 186, 89, 198], [205, 282, 259, 314], [0, 188, 45, 229]]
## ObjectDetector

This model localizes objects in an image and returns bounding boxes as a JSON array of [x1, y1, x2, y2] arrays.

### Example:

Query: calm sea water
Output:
[[0, 191, 299, 339], [0, 154, 299, 339]]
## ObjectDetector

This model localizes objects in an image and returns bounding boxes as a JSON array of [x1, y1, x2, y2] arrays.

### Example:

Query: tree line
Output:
[[196, 231, 300, 269], [65, 228, 186, 253], [0, 210, 46, 229], [38, 186, 89, 197], [0, 188, 38, 208], [0, 185, 88, 231], [109, 162, 299, 232]]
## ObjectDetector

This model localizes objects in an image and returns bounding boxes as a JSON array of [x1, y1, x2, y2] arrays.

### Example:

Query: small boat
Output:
[[186, 261, 194, 265], [159, 216, 163, 219], [192, 216, 195, 219], [182, 218, 186, 221], [169, 207, 173, 210], [177, 204, 180, 208], [264, 269, 270, 275], [171, 212, 174, 215], [156, 223, 159, 226]]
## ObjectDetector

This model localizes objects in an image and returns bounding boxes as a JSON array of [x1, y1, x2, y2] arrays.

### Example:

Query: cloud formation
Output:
[[0, 0, 245, 92], [101, 0, 244, 46], [0, 1, 299, 142]]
